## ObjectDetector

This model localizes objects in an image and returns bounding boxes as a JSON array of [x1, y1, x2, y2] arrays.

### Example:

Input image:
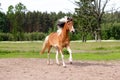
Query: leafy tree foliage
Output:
[[74, 0, 97, 42], [0, 11, 9, 32], [0, 2, 120, 41], [74, 0, 109, 42]]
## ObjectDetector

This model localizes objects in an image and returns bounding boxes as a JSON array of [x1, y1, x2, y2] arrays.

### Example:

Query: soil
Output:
[[0, 58, 120, 80]]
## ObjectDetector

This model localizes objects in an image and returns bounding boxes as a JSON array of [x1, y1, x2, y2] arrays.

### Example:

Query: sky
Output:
[[0, 0, 120, 13]]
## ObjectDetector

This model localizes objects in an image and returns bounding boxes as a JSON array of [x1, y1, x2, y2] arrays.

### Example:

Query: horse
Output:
[[40, 16, 75, 67]]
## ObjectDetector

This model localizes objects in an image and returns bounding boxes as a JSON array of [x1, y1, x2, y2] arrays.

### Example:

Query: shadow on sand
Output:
[[67, 61, 114, 67]]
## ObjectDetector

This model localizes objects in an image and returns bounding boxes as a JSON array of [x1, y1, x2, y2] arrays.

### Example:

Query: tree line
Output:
[[74, 0, 120, 41], [0, 2, 71, 41], [0, 1, 120, 41]]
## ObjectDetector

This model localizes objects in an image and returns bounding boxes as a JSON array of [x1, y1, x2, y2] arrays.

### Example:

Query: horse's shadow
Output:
[[67, 61, 114, 67]]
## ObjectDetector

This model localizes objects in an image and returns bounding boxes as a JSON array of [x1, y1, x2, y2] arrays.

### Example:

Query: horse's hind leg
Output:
[[67, 46, 72, 64], [56, 48, 60, 65], [59, 48, 66, 67], [47, 46, 51, 65]]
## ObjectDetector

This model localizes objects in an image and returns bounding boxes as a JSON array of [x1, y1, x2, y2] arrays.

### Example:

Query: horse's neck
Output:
[[60, 26, 69, 41]]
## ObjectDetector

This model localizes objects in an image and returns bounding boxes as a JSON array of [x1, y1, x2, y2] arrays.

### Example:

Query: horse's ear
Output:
[[57, 22, 65, 28], [67, 17, 73, 21]]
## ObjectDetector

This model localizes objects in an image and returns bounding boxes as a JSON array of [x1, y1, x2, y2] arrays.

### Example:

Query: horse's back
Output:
[[49, 32, 59, 40], [47, 32, 70, 48], [47, 32, 59, 47]]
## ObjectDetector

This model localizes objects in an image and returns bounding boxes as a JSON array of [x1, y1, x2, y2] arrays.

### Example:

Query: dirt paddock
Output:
[[0, 58, 120, 80]]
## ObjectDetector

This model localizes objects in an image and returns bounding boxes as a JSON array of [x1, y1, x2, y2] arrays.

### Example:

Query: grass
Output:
[[73, 52, 120, 61], [0, 41, 120, 61]]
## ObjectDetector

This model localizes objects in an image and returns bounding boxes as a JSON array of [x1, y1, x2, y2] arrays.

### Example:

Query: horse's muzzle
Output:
[[71, 31, 75, 34]]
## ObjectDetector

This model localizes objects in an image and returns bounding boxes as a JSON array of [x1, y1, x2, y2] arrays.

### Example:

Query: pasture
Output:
[[0, 41, 120, 60], [0, 41, 120, 80]]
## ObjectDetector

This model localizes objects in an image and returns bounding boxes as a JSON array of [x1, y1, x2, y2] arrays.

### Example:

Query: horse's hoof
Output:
[[70, 62, 72, 64], [56, 63, 60, 66], [63, 65, 67, 68], [47, 63, 50, 65]]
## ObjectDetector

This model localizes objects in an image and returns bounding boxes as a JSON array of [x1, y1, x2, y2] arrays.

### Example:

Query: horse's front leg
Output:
[[67, 46, 73, 64]]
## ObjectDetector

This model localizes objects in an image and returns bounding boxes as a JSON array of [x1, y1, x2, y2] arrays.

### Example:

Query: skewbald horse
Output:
[[40, 16, 75, 67]]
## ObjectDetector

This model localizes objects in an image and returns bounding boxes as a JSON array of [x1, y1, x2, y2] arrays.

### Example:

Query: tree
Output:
[[0, 11, 9, 32], [7, 5, 15, 33], [7, 2, 27, 40], [74, 0, 109, 42], [75, 0, 96, 42], [91, 0, 109, 41], [0, 3, 9, 32], [15, 2, 27, 13]]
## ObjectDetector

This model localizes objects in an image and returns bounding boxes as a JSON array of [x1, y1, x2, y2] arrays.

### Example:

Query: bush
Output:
[[110, 23, 120, 40], [69, 33, 81, 40], [24, 33, 31, 41], [102, 23, 120, 40], [30, 32, 46, 40], [0, 32, 46, 41], [63, 49, 69, 55], [0, 33, 14, 41], [16, 32, 25, 41]]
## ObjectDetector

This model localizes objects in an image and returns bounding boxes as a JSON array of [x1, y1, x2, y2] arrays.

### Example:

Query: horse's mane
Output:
[[57, 16, 67, 28], [57, 16, 72, 28], [57, 16, 72, 35]]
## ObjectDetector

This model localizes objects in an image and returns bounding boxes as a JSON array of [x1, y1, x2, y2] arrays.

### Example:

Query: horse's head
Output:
[[57, 16, 75, 33], [66, 17, 75, 33]]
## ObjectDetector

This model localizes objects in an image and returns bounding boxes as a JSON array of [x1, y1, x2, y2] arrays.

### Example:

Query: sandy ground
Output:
[[0, 58, 120, 80]]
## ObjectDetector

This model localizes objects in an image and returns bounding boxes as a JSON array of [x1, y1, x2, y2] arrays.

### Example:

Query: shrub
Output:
[[24, 33, 31, 41], [69, 33, 81, 40], [29, 32, 46, 41], [0, 33, 14, 41], [102, 23, 120, 40], [0, 32, 46, 41], [24, 32, 46, 41], [63, 49, 69, 55]]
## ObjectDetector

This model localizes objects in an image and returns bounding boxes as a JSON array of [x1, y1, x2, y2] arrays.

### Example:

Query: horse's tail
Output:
[[40, 36, 49, 54]]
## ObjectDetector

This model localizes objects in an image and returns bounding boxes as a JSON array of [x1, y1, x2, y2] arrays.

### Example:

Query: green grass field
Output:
[[0, 41, 120, 61]]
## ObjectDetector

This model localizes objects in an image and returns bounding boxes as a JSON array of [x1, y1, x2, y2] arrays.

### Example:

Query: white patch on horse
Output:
[[57, 16, 68, 36], [70, 26, 75, 32], [42, 36, 49, 48], [56, 48, 60, 65], [67, 46, 73, 63], [53, 44, 58, 47], [45, 36, 49, 42], [57, 27, 62, 36], [58, 16, 68, 22]]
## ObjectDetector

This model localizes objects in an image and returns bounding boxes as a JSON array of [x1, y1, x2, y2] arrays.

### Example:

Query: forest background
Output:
[[0, 0, 120, 42]]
